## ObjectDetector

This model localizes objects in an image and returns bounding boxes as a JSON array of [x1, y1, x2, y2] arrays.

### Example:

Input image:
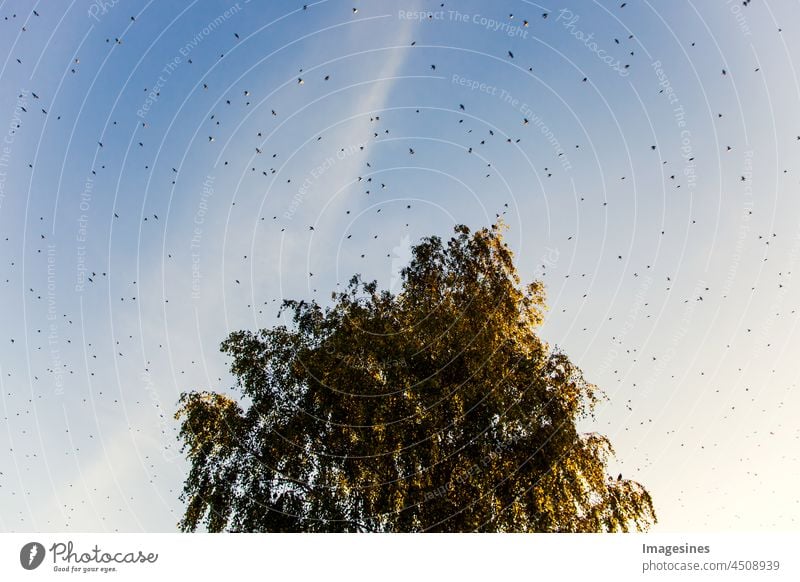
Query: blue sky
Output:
[[0, 0, 799, 532]]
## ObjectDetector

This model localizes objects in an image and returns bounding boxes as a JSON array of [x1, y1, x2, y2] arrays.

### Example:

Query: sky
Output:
[[0, 0, 799, 532]]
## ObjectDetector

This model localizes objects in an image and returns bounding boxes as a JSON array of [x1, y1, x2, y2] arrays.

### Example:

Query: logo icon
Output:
[[20, 542, 45, 570]]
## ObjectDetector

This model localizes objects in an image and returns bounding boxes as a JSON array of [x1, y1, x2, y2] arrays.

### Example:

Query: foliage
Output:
[[175, 223, 656, 532]]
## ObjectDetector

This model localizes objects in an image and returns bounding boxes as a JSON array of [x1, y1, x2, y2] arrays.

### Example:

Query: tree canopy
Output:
[[175, 223, 656, 532]]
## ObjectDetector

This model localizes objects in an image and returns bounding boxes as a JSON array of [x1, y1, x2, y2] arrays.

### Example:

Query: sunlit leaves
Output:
[[176, 223, 656, 532]]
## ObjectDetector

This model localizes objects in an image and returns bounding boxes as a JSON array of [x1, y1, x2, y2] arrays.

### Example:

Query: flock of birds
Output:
[[0, 1, 798, 532]]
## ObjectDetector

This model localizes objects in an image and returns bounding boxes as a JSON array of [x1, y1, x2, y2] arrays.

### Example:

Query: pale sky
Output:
[[0, 0, 798, 532]]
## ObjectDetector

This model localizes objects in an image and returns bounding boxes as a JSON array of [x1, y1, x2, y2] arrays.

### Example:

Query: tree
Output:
[[175, 223, 656, 532]]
